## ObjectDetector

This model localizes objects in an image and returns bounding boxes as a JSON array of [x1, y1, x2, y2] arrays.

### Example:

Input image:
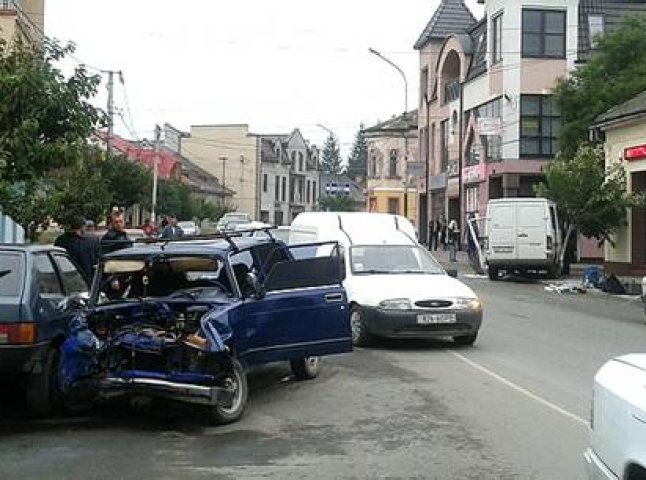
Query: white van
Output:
[[484, 198, 561, 280], [290, 212, 483, 346]]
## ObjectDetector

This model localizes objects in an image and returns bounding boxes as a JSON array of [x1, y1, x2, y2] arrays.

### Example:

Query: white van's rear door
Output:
[[488, 204, 516, 260], [516, 203, 547, 260]]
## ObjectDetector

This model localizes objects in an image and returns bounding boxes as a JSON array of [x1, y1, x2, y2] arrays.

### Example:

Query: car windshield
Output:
[[95, 254, 230, 303], [350, 245, 444, 275]]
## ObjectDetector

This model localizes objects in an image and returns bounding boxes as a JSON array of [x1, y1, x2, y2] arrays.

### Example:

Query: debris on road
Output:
[[544, 282, 587, 294]]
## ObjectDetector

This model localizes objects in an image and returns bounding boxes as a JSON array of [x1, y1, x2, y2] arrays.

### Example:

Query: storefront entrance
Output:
[[632, 172, 646, 266]]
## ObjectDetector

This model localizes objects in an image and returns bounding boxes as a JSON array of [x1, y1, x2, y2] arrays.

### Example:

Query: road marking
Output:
[[448, 349, 589, 428]]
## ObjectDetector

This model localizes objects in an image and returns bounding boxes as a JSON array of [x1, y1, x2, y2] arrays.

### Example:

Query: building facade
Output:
[[595, 90, 646, 277], [417, 0, 646, 235], [259, 129, 320, 225], [0, 0, 44, 44], [171, 124, 261, 220], [319, 173, 366, 212], [363, 111, 420, 229]]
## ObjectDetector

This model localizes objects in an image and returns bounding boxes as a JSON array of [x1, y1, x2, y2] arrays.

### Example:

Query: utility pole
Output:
[[106, 70, 116, 155], [220, 156, 227, 191], [151, 125, 161, 224]]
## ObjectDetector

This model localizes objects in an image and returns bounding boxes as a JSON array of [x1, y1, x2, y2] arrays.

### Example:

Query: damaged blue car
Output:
[[58, 234, 352, 424]]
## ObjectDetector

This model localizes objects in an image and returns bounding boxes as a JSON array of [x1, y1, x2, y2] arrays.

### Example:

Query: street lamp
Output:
[[368, 47, 411, 218]]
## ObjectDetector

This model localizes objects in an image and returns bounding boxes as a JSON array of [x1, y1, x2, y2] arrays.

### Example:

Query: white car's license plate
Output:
[[417, 313, 456, 324]]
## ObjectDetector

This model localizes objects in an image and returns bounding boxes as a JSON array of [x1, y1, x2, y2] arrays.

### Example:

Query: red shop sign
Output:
[[624, 144, 646, 161]]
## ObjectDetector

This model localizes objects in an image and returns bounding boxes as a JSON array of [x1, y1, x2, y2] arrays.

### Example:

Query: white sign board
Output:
[[477, 117, 502, 136]]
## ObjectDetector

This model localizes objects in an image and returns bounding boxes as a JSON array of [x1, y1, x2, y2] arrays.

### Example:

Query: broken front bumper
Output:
[[99, 374, 234, 406]]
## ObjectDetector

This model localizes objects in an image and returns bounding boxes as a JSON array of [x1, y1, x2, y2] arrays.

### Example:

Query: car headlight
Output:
[[379, 299, 412, 310], [454, 298, 482, 311]]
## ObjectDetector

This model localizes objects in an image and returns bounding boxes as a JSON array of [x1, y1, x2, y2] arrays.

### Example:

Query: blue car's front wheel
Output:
[[207, 357, 248, 425]]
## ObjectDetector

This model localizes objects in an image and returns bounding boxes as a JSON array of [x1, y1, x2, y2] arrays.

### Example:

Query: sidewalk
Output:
[[428, 247, 597, 281]]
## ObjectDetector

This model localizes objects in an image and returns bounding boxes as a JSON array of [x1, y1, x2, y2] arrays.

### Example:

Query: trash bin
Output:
[[583, 266, 601, 288]]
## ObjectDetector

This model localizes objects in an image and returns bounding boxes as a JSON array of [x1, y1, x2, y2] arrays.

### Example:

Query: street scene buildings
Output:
[[3, 1, 646, 479]]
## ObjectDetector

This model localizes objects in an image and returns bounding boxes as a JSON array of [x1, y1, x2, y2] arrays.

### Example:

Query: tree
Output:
[[0, 39, 105, 238], [320, 133, 343, 175], [49, 147, 112, 226], [554, 15, 646, 158], [318, 195, 357, 212], [536, 145, 643, 266], [346, 124, 368, 180], [101, 155, 151, 209]]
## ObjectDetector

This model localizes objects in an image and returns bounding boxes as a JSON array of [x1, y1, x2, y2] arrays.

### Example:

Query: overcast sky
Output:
[[45, 0, 483, 158]]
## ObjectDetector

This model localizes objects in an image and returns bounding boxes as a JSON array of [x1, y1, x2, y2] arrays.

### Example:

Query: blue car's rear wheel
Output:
[[207, 357, 248, 425]]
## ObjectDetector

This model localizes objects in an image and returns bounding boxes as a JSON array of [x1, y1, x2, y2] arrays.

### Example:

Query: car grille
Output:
[[415, 299, 453, 308]]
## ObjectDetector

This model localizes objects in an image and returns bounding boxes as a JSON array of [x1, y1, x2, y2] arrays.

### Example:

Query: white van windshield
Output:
[[350, 245, 444, 275]]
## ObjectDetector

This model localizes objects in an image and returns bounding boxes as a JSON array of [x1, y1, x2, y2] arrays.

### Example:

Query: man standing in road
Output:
[[54, 216, 101, 282], [160, 215, 184, 240], [101, 211, 131, 254]]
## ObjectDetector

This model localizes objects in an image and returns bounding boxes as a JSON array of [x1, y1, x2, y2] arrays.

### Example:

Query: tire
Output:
[[547, 264, 562, 279], [290, 357, 321, 380], [488, 266, 499, 281], [453, 333, 478, 346], [207, 357, 248, 425], [350, 305, 372, 347], [26, 346, 63, 416]]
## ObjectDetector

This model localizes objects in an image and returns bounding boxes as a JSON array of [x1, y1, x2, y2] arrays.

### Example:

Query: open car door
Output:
[[235, 242, 352, 366]]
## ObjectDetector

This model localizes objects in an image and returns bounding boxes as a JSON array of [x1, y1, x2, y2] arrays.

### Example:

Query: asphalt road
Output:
[[1, 275, 645, 480]]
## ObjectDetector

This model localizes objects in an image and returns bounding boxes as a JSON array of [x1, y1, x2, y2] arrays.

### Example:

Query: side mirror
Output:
[[246, 272, 265, 299], [57, 292, 89, 313], [446, 269, 458, 278]]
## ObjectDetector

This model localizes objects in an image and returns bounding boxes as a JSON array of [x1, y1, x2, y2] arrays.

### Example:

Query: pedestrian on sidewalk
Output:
[[428, 220, 435, 250], [440, 215, 448, 251], [448, 219, 460, 263], [54, 215, 101, 282], [101, 211, 131, 254]]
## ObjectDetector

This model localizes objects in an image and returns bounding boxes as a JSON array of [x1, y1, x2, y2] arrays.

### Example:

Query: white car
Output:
[[178, 221, 200, 236], [584, 354, 646, 480], [216, 213, 251, 232]]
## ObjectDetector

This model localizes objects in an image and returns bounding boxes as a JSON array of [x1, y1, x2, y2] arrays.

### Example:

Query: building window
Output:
[[589, 14, 604, 48], [441, 119, 449, 171], [465, 134, 480, 166], [312, 181, 317, 204], [472, 97, 502, 161], [290, 177, 295, 202], [522, 9, 566, 58], [291, 151, 296, 164], [444, 80, 460, 103], [275, 210, 284, 226], [298, 178, 304, 202], [260, 211, 269, 223], [520, 95, 561, 157], [466, 186, 479, 214], [281, 176, 287, 202], [388, 198, 400, 215], [492, 13, 503, 63], [306, 180, 311, 203], [420, 67, 429, 102], [389, 150, 398, 177], [263, 174, 268, 193], [274, 176, 280, 201], [370, 156, 377, 178], [298, 152, 304, 171]]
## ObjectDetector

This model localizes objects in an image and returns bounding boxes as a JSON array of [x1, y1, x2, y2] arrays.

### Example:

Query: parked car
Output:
[[59, 234, 352, 424], [290, 212, 482, 346], [216, 212, 252, 232], [484, 198, 561, 280], [178, 220, 201, 236], [584, 354, 646, 480], [0, 245, 89, 415]]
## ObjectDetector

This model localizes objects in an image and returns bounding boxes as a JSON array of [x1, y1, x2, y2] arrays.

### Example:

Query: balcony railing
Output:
[[0, 0, 43, 42]]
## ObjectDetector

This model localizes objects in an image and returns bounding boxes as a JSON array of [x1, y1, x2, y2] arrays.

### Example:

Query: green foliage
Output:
[[554, 15, 646, 158], [100, 154, 151, 208], [536, 145, 642, 245], [0, 38, 105, 237], [318, 194, 358, 212], [320, 134, 343, 175], [346, 124, 367, 180], [49, 147, 112, 225]]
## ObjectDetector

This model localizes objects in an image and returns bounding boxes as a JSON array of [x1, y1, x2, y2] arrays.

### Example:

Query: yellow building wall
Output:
[[182, 125, 259, 219], [368, 188, 418, 227], [604, 119, 646, 264]]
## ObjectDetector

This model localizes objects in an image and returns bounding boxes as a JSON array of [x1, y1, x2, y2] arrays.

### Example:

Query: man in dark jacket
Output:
[[160, 215, 184, 240], [101, 211, 131, 254], [54, 216, 101, 282]]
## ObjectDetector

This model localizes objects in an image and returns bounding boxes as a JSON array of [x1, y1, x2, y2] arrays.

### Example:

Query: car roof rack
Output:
[[133, 226, 279, 251]]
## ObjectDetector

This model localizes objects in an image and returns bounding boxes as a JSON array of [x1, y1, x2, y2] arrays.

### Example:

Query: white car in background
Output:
[[584, 354, 646, 480], [178, 220, 200, 236], [216, 212, 251, 232]]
